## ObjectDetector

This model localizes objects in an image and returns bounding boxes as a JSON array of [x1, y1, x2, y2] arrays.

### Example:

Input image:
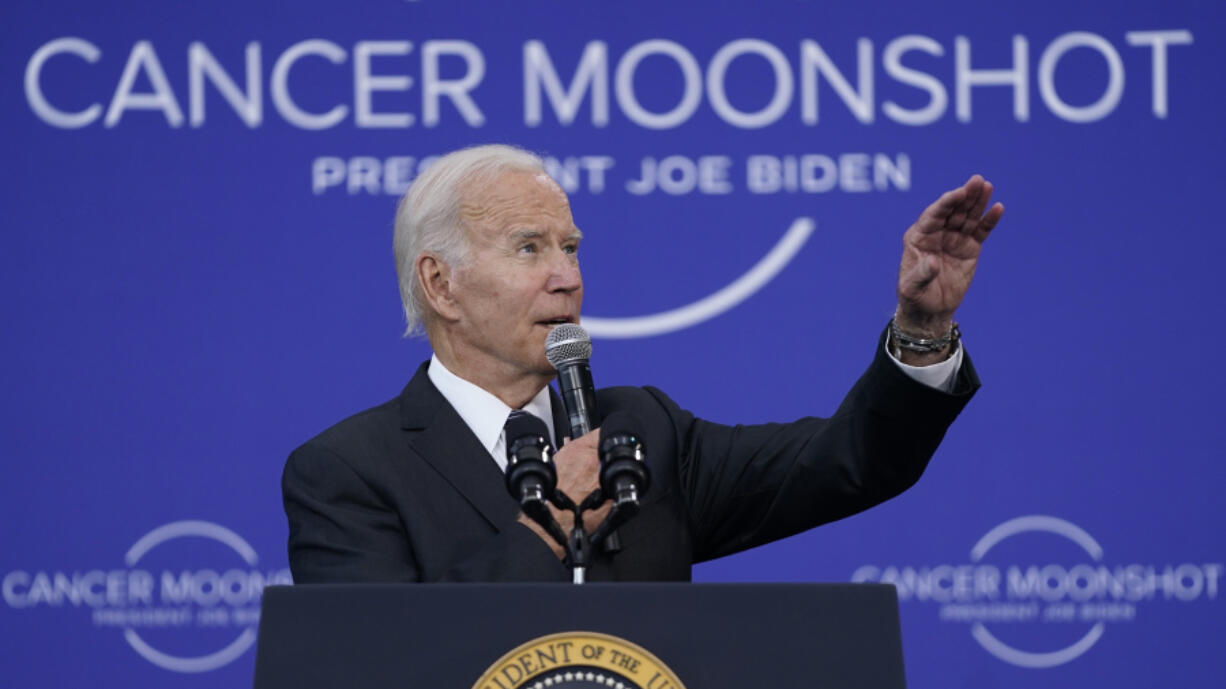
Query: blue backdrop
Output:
[[3, 1, 1223, 686]]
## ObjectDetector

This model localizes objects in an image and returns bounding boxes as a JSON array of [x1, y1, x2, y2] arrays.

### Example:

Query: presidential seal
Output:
[[472, 631, 686, 689]]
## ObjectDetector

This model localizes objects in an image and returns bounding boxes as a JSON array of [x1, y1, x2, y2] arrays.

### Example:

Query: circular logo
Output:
[[850, 514, 1221, 670], [2, 519, 291, 674], [122, 520, 267, 673], [967, 515, 1107, 669], [472, 631, 686, 689]]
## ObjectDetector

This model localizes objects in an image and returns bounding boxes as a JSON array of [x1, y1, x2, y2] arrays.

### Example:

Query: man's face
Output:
[[448, 170, 583, 380]]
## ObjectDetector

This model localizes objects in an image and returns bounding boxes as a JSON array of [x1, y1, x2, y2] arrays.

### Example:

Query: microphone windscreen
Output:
[[545, 323, 592, 369], [599, 410, 644, 448], [505, 412, 551, 447]]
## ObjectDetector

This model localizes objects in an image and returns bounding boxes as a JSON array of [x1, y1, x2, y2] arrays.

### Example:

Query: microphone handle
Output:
[[556, 361, 597, 439], [555, 359, 621, 553]]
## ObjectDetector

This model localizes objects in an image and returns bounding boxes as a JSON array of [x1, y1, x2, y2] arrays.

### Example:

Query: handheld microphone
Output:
[[597, 411, 651, 507], [545, 323, 621, 554], [545, 324, 596, 440]]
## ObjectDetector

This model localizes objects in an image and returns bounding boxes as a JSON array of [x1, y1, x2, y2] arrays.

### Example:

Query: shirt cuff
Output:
[[885, 338, 964, 393]]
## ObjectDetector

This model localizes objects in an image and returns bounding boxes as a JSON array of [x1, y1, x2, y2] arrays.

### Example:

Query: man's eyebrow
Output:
[[508, 228, 544, 242], [506, 228, 584, 242]]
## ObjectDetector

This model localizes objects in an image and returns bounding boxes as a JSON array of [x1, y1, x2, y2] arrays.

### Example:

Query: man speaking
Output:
[[282, 143, 1003, 583]]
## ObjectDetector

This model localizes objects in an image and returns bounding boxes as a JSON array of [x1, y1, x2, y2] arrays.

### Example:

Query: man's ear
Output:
[[416, 252, 461, 322]]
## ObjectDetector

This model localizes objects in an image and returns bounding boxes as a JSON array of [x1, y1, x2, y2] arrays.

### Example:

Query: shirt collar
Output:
[[427, 354, 556, 461]]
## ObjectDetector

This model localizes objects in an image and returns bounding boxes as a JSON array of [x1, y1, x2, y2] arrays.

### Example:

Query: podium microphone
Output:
[[598, 411, 651, 507], [504, 412, 557, 505], [588, 410, 651, 549], [504, 413, 568, 550]]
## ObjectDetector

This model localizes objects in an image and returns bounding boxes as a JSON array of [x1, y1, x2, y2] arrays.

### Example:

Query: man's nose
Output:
[[547, 252, 582, 293]]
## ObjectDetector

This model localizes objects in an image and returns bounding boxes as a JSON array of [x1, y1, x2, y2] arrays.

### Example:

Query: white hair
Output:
[[393, 144, 547, 337]]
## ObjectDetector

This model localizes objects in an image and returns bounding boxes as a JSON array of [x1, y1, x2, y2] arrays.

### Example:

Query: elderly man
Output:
[[283, 144, 1002, 583]]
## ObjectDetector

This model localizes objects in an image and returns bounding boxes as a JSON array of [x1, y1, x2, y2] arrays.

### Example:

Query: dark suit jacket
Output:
[[283, 329, 979, 583]]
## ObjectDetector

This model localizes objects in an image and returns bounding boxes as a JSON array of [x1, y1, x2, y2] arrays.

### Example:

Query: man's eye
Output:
[[518, 243, 538, 254], [563, 243, 578, 255]]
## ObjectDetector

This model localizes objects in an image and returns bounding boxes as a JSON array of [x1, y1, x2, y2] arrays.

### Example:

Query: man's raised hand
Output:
[[896, 174, 1003, 339]]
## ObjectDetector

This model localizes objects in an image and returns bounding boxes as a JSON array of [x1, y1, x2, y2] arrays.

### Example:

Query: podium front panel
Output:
[[253, 583, 905, 689]]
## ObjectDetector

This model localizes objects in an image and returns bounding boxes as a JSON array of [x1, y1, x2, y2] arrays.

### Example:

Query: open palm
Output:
[[897, 174, 1004, 333]]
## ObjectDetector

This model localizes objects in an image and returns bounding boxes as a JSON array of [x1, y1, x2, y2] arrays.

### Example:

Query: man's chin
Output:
[[533, 358, 557, 378]]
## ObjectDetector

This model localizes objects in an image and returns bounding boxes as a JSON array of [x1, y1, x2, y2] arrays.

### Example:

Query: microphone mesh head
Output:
[[545, 323, 592, 369]]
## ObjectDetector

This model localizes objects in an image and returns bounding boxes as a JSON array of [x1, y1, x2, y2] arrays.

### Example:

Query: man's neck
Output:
[[430, 342, 550, 410]]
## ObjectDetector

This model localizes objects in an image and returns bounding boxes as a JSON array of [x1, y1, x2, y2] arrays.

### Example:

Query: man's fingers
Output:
[[925, 185, 967, 221], [918, 174, 1000, 235], [965, 180, 993, 228], [972, 202, 1005, 242], [560, 428, 600, 451], [553, 428, 601, 485], [949, 176, 987, 227], [923, 174, 987, 227]]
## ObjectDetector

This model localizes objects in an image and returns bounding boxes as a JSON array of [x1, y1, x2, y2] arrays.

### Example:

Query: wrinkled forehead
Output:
[[458, 170, 572, 233]]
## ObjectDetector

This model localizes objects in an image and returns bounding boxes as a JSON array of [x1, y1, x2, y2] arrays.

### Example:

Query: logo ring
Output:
[[123, 520, 260, 673]]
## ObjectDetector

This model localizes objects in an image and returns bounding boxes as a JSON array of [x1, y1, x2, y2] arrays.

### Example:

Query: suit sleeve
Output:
[[283, 442, 568, 583], [654, 327, 980, 563]]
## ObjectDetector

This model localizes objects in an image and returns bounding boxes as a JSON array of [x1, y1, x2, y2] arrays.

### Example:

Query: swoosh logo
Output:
[[582, 217, 815, 339]]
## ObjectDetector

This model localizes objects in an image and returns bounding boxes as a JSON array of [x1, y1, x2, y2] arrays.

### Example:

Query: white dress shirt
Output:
[[427, 341, 961, 471], [887, 339, 963, 393], [427, 355, 557, 472]]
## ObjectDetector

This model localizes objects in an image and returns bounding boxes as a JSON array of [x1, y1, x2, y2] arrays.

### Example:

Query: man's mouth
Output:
[[536, 316, 575, 327]]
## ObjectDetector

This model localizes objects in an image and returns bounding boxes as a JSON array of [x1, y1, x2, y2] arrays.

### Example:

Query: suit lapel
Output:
[[399, 362, 519, 530]]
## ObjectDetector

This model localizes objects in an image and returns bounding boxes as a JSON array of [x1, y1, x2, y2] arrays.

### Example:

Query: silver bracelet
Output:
[[890, 318, 960, 354]]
